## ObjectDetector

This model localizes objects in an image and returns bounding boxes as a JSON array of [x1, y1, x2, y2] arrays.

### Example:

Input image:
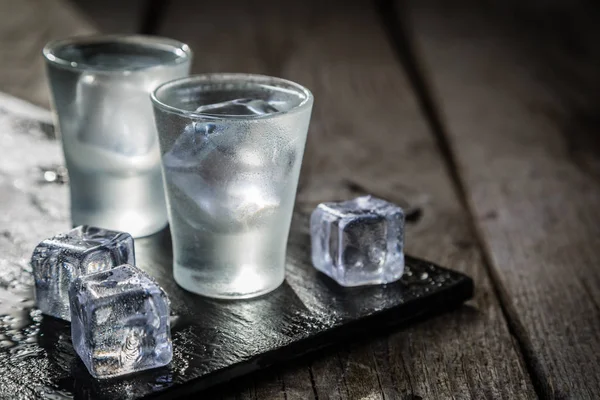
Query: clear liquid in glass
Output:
[[45, 38, 190, 237], [154, 77, 312, 298]]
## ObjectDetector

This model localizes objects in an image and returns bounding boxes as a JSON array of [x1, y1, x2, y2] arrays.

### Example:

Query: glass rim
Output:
[[42, 34, 192, 74], [150, 73, 314, 121]]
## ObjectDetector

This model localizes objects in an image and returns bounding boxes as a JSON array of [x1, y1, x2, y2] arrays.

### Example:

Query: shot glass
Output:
[[44, 35, 192, 237], [151, 74, 314, 299]]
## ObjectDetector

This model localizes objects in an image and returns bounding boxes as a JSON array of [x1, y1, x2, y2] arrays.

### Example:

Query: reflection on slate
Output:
[[0, 216, 473, 400]]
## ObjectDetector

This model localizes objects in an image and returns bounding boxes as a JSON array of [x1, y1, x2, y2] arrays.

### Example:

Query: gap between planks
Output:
[[400, 0, 600, 398], [376, 0, 544, 397]]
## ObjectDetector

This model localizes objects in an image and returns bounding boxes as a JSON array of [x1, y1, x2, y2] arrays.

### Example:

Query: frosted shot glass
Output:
[[151, 74, 313, 299], [44, 35, 192, 237]]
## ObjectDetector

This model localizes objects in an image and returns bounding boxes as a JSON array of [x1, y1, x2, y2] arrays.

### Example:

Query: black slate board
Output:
[[0, 93, 473, 399]]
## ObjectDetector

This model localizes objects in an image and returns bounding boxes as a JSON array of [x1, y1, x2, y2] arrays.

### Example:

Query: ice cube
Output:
[[31, 226, 135, 321], [161, 120, 299, 232], [166, 170, 282, 232], [75, 73, 157, 156], [161, 122, 216, 170], [69, 264, 172, 379], [310, 196, 405, 287], [195, 98, 279, 116]]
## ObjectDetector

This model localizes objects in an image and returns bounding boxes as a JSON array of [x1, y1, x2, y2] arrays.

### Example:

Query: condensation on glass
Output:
[[151, 74, 313, 299], [44, 35, 192, 237]]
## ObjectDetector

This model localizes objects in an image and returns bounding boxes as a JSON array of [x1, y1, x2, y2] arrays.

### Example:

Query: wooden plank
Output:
[[401, 1, 600, 397], [0, 0, 95, 108], [159, 1, 535, 398], [69, 0, 146, 33]]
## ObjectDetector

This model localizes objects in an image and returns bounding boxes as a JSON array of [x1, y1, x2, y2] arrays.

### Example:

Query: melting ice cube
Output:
[[310, 196, 405, 287], [69, 264, 172, 379], [31, 226, 134, 321]]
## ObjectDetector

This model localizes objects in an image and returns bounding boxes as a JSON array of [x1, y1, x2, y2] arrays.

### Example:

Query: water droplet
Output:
[[39, 165, 69, 184], [43, 171, 57, 182]]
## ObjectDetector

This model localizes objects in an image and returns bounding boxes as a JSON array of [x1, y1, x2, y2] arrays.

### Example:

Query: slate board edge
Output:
[[148, 262, 474, 399]]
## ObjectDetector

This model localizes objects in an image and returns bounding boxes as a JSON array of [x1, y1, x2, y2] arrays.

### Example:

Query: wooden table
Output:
[[1, 0, 599, 398]]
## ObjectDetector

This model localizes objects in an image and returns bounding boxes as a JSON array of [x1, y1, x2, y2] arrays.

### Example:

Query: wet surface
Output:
[[0, 99, 473, 398]]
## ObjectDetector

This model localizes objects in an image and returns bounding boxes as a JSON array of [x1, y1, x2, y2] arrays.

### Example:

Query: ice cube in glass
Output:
[[69, 264, 172, 379], [194, 98, 279, 115], [310, 195, 405, 287], [31, 226, 135, 321]]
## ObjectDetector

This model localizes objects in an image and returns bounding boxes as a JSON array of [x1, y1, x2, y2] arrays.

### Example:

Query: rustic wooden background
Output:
[[1, 0, 599, 398]]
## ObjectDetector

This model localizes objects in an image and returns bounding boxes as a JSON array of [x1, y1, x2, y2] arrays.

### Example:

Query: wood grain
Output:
[[159, 1, 535, 398], [0, 0, 95, 108], [401, 1, 600, 398], [69, 0, 146, 33]]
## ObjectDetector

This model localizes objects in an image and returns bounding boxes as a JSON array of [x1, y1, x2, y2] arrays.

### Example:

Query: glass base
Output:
[[174, 264, 285, 300]]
